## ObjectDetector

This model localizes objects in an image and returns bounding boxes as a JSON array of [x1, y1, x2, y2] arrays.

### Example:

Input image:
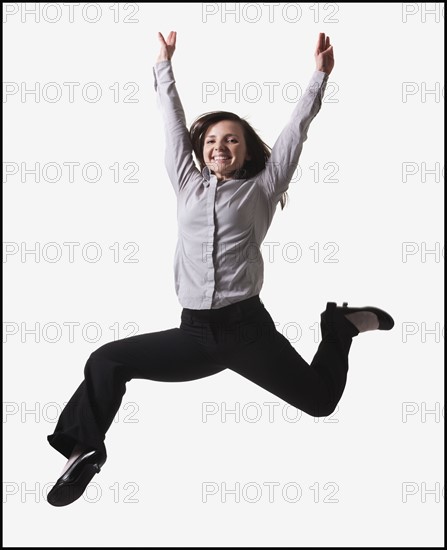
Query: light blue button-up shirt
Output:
[[153, 60, 329, 310]]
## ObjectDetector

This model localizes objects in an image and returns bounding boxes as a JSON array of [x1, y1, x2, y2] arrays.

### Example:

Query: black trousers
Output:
[[47, 295, 358, 460]]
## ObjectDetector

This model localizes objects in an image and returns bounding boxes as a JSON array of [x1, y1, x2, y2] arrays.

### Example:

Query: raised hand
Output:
[[156, 31, 176, 63], [314, 32, 334, 75]]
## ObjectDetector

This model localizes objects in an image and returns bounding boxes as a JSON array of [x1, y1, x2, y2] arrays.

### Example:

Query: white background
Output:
[[3, 2, 444, 547]]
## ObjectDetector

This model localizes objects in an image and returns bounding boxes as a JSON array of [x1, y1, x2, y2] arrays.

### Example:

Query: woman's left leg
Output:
[[223, 302, 358, 417]]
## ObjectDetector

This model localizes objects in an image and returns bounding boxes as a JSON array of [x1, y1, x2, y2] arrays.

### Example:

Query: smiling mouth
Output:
[[212, 156, 232, 162]]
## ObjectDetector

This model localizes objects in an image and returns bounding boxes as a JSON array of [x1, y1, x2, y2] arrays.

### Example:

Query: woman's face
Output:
[[203, 120, 250, 181]]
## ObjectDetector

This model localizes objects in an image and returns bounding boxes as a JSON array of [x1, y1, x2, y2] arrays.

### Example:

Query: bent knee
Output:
[[303, 401, 338, 418], [84, 344, 123, 377], [89, 341, 121, 361]]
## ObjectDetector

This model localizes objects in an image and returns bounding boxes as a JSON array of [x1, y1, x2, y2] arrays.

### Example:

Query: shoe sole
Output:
[[47, 463, 100, 507]]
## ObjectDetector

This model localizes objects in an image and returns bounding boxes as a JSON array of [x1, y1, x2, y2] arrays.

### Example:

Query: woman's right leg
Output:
[[47, 325, 226, 460]]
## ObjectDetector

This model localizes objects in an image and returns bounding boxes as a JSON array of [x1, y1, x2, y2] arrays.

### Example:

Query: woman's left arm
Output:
[[258, 33, 334, 201]]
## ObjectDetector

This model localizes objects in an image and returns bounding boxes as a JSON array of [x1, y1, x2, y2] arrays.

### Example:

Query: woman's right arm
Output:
[[153, 32, 201, 195]]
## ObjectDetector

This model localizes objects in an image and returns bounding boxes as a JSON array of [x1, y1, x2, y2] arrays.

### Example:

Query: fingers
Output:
[[323, 36, 333, 56], [167, 30, 177, 47], [316, 32, 332, 53], [316, 32, 325, 53], [158, 31, 176, 47]]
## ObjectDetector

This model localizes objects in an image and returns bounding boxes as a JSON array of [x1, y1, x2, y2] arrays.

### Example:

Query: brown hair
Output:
[[189, 111, 288, 211]]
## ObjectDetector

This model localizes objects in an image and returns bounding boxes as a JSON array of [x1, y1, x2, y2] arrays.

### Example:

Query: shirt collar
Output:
[[202, 165, 212, 181], [201, 166, 247, 183]]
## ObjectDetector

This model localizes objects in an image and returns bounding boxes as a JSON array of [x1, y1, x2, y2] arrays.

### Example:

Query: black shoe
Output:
[[47, 449, 106, 507], [326, 302, 395, 331]]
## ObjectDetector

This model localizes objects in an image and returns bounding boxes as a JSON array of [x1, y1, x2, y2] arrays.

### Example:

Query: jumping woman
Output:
[[47, 32, 394, 507]]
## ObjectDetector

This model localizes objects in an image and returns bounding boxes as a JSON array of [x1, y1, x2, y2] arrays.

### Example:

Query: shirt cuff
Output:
[[312, 70, 329, 83]]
